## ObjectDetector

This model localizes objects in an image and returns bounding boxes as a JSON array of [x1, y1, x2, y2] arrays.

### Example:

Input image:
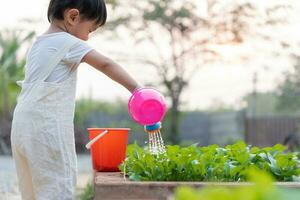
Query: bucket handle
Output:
[[85, 130, 108, 149]]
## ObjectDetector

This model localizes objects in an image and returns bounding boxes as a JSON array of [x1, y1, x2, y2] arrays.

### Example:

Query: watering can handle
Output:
[[85, 130, 108, 149]]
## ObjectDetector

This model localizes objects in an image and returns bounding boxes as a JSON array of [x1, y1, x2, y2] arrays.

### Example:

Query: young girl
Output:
[[10, 0, 140, 199]]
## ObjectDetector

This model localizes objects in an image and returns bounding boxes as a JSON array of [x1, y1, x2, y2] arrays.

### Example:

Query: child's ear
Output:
[[65, 9, 80, 25]]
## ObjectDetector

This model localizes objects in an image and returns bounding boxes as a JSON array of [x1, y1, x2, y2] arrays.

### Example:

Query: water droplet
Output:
[[146, 130, 166, 155]]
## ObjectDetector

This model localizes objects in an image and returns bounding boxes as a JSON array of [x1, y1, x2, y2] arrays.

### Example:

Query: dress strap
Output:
[[39, 36, 78, 81]]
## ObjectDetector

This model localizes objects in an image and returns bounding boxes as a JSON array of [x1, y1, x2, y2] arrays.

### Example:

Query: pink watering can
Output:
[[128, 88, 167, 129]]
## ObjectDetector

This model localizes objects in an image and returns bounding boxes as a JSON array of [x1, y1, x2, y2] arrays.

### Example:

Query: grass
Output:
[[77, 183, 94, 200]]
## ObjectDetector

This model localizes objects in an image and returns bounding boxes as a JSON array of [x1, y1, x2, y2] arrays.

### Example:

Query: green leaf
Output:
[[122, 142, 300, 182]]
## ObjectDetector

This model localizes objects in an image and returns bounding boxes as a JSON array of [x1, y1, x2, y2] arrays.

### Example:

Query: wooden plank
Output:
[[94, 172, 300, 200]]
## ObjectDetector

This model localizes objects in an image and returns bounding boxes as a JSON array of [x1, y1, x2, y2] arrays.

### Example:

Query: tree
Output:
[[0, 29, 34, 120], [0, 29, 34, 154], [277, 57, 300, 113], [104, 0, 291, 144], [243, 92, 280, 117]]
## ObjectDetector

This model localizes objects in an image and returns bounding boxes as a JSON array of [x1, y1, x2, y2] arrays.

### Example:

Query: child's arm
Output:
[[82, 50, 141, 93]]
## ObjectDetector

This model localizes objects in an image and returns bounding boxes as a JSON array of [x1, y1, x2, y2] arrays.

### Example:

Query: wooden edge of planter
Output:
[[93, 172, 300, 200], [94, 172, 300, 188]]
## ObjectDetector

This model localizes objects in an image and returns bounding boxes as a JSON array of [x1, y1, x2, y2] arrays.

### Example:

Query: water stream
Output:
[[148, 130, 166, 155]]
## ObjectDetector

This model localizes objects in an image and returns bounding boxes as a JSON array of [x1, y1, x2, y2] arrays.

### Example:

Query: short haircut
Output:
[[47, 0, 107, 26]]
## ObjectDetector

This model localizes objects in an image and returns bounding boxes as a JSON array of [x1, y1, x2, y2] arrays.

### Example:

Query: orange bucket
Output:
[[87, 128, 130, 172]]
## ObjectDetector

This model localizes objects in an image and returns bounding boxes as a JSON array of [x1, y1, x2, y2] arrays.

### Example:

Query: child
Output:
[[10, 0, 140, 199]]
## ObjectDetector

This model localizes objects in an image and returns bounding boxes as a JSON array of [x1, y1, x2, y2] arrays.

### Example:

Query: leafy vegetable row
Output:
[[120, 141, 300, 182]]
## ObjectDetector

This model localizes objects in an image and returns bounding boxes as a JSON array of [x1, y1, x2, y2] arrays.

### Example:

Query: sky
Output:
[[1, 0, 300, 110]]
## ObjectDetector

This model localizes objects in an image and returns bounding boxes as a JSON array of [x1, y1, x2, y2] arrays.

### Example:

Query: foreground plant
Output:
[[78, 183, 94, 200], [120, 141, 300, 182], [175, 169, 300, 200]]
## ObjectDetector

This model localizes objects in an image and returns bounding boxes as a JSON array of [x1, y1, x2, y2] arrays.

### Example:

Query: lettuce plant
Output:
[[120, 141, 300, 182]]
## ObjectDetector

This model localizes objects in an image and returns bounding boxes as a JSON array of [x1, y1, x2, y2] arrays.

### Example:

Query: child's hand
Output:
[[132, 85, 143, 94]]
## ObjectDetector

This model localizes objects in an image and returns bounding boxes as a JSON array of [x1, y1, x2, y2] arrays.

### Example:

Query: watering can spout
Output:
[[144, 122, 162, 132]]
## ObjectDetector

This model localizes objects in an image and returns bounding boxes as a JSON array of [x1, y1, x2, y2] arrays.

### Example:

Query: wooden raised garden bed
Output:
[[93, 142, 300, 200], [93, 172, 300, 200]]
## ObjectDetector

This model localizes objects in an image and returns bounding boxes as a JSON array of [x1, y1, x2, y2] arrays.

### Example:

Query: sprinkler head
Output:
[[144, 122, 162, 133]]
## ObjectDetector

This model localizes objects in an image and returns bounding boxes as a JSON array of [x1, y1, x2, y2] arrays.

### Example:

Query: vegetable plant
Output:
[[120, 141, 300, 182], [175, 169, 300, 200]]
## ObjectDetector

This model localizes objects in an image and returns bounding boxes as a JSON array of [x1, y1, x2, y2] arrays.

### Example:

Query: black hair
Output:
[[47, 0, 107, 27]]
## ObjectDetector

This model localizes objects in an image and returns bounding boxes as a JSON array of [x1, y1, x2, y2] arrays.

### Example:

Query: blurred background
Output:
[[1, 0, 300, 199]]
